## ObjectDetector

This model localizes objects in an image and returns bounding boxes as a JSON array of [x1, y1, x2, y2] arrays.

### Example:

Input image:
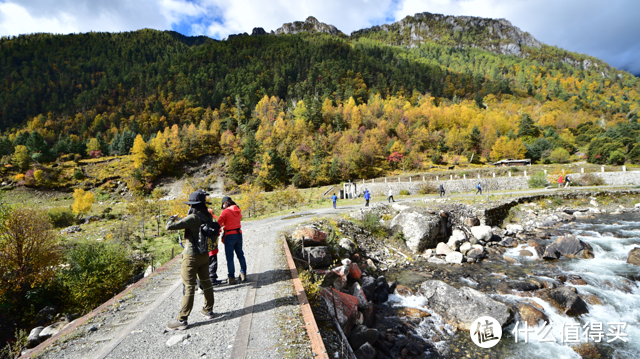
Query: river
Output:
[[386, 213, 640, 358]]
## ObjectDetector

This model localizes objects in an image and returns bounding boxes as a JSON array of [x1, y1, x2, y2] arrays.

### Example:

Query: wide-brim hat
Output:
[[184, 190, 211, 205], [221, 196, 232, 209]]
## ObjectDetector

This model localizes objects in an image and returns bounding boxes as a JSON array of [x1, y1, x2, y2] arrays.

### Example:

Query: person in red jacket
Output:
[[218, 196, 247, 285]]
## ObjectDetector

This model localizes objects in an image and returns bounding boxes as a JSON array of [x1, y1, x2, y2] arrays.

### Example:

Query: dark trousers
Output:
[[388, 196, 394, 203], [333, 201, 336, 209], [440, 190, 445, 197], [365, 199, 369, 206], [476, 188, 482, 195], [196, 254, 218, 290], [224, 233, 247, 278]]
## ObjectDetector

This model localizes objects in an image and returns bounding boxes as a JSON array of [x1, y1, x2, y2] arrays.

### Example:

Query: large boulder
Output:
[[27, 327, 44, 348], [302, 246, 333, 267], [534, 287, 589, 316], [627, 247, 640, 265], [339, 238, 356, 254], [470, 225, 493, 242], [435, 242, 453, 255], [38, 321, 68, 340], [390, 209, 441, 252], [506, 224, 524, 233], [459, 242, 472, 255], [292, 226, 327, 246], [354, 342, 377, 359], [447, 230, 466, 250], [348, 325, 378, 352], [544, 235, 594, 260], [320, 288, 360, 337], [419, 280, 511, 330]]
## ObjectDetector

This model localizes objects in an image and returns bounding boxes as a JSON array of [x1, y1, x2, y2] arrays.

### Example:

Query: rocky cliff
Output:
[[275, 16, 344, 36], [351, 12, 542, 57]]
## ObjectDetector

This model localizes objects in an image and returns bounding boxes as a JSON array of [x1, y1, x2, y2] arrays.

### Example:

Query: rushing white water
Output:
[[390, 214, 640, 358]]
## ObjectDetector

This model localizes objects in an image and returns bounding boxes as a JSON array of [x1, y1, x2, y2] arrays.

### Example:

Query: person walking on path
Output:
[[564, 174, 571, 188], [331, 193, 337, 209], [476, 182, 482, 195], [558, 175, 564, 188], [364, 189, 371, 207], [439, 183, 445, 197], [166, 191, 217, 331], [388, 188, 395, 203], [219, 196, 247, 285]]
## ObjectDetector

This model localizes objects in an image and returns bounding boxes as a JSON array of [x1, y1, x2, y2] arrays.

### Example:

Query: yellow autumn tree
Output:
[[237, 182, 266, 218], [12, 145, 30, 171], [72, 188, 95, 218], [131, 134, 149, 169]]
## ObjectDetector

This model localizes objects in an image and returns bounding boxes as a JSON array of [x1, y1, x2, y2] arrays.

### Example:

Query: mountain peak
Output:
[[275, 16, 344, 36]]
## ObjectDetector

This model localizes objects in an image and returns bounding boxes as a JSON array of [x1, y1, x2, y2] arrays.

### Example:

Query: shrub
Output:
[[548, 148, 570, 163], [399, 189, 410, 195], [47, 208, 75, 228], [528, 171, 549, 188], [608, 150, 626, 165], [577, 173, 605, 186], [298, 270, 323, 304], [0, 207, 61, 313], [361, 211, 383, 236], [417, 183, 438, 195], [73, 168, 84, 180], [62, 241, 133, 311]]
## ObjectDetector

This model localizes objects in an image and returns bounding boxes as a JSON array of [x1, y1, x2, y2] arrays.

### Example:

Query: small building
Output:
[[493, 159, 531, 167]]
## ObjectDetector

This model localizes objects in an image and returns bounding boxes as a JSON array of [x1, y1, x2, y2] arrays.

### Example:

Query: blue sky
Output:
[[1, 0, 639, 75]]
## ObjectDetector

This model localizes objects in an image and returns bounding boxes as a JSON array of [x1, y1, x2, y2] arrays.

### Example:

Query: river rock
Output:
[[506, 224, 524, 233], [419, 280, 511, 330], [38, 321, 68, 340], [627, 247, 640, 265], [166, 333, 190, 347], [519, 250, 533, 257], [390, 209, 441, 252], [339, 238, 355, 253], [320, 288, 359, 336], [292, 226, 327, 246], [553, 234, 595, 259], [360, 276, 376, 301], [402, 307, 431, 318], [435, 242, 452, 255], [464, 217, 480, 226], [572, 343, 601, 359], [470, 225, 493, 242], [354, 342, 377, 359], [302, 246, 333, 267], [516, 303, 549, 325], [503, 255, 516, 264], [421, 249, 433, 259], [498, 237, 517, 247], [542, 244, 561, 260], [396, 284, 414, 297], [350, 283, 369, 309], [427, 256, 446, 264], [447, 230, 466, 250], [348, 325, 378, 351], [445, 251, 464, 264], [459, 242, 472, 255], [535, 287, 589, 316], [27, 327, 44, 348]]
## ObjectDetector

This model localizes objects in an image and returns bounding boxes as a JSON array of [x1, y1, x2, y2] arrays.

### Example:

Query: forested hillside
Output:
[[0, 13, 639, 192]]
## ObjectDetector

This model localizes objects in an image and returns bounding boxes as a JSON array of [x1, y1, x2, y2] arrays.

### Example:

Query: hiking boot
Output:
[[228, 277, 237, 285], [166, 320, 188, 331], [201, 309, 216, 320], [239, 273, 246, 282], [211, 279, 223, 286]]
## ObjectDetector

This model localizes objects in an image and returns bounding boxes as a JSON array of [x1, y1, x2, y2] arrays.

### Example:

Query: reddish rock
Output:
[[627, 247, 640, 265], [402, 307, 431, 318], [349, 263, 362, 280], [395, 285, 414, 297], [292, 226, 327, 246], [572, 343, 601, 359], [320, 288, 360, 337], [581, 294, 604, 306], [516, 302, 549, 325]]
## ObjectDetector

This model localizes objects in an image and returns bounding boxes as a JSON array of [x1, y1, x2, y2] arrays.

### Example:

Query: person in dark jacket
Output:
[[219, 196, 247, 285], [165, 191, 216, 331], [439, 183, 445, 197], [364, 189, 371, 207]]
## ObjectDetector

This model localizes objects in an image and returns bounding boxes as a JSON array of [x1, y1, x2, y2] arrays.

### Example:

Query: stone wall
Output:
[[353, 171, 640, 197]]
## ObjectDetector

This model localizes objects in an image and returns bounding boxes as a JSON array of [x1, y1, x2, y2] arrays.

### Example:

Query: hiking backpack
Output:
[[192, 213, 221, 255]]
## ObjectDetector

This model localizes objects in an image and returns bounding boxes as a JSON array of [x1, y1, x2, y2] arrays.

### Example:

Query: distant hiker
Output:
[[219, 196, 247, 285], [476, 182, 482, 195], [331, 193, 337, 209], [558, 175, 564, 188], [439, 183, 445, 197], [564, 175, 571, 188], [166, 191, 219, 331], [364, 189, 371, 207], [388, 188, 395, 203]]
